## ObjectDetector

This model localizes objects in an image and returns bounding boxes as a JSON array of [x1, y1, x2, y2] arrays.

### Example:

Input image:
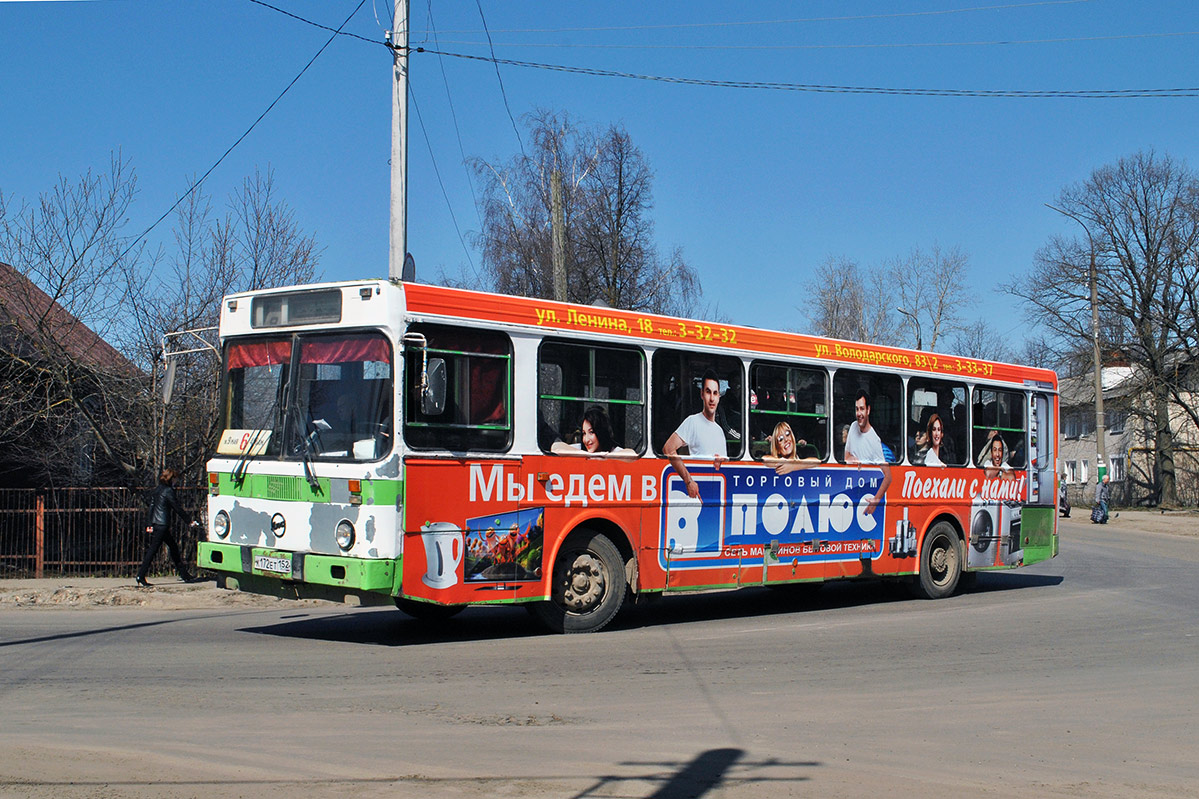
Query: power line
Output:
[[118, 0, 369, 263], [247, 0, 380, 46], [244, 3, 1199, 100], [428, 0, 1095, 34], [474, 0, 525, 158], [427, 2, 481, 221], [427, 29, 1199, 52], [410, 86, 479, 280], [412, 47, 1199, 99]]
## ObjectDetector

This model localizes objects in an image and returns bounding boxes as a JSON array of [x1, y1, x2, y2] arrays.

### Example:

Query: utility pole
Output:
[[551, 169, 566, 302], [388, 0, 410, 282], [1046, 203, 1107, 480]]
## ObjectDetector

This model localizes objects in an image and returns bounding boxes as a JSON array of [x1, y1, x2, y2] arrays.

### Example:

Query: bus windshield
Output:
[[219, 332, 393, 462]]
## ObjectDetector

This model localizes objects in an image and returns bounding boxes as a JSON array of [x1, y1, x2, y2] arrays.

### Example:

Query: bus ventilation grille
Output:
[[266, 476, 305, 501]]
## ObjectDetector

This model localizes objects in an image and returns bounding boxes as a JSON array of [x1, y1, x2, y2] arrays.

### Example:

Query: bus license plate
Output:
[[254, 555, 292, 575]]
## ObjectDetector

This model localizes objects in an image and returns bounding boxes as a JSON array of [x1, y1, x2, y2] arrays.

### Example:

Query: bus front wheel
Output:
[[532, 529, 626, 634], [912, 521, 962, 600]]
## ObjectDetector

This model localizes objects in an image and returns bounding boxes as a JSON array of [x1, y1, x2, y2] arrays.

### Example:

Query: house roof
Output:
[[0, 261, 139, 375]]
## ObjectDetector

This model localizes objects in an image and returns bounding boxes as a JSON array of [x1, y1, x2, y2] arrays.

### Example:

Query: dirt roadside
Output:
[[0, 576, 338, 611], [2, 508, 1196, 612]]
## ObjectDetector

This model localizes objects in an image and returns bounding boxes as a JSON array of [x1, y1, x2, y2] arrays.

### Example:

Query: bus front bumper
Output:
[[198, 541, 399, 605]]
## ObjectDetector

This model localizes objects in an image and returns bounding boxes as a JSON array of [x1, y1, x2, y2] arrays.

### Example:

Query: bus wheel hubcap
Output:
[[931, 547, 948, 573], [561, 553, 605, 612]]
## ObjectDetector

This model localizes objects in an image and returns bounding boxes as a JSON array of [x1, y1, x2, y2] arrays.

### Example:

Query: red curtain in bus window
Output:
[[227, 340, 292, 369], [423, 326, 507, 426], [299, 335, 390, 365], [470, 359, 506, 426]]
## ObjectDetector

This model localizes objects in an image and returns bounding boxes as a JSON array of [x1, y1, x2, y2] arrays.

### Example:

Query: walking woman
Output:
[[136, 468, 199, 586]]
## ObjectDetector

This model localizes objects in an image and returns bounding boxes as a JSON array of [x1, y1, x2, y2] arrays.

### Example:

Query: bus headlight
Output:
[[213, 510, 230, 539], [335, 520, 355, 551]]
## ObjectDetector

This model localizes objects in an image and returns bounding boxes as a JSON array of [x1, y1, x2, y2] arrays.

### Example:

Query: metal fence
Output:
[[0, 486, 206, 579]]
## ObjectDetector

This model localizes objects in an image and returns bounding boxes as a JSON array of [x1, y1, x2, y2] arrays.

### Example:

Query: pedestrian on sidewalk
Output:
[[136, 468, 199, 586], [1092, 473, 1112, 525]]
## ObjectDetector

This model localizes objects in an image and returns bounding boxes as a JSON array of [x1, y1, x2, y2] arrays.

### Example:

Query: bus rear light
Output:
[[348, 479, 362, 505], [208, 472, 219, 496]]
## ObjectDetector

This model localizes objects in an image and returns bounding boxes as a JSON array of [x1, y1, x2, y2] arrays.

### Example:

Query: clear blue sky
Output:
[[4, 1, 1199, 344]]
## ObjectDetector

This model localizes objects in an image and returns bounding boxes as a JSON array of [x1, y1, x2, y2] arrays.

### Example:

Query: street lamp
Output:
[[1045, 203, 1107, 481], [896, 306, 922, 351]]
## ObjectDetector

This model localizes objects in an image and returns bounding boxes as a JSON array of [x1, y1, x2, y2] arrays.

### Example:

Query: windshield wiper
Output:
[[287, 400, 323, 495], [232, 392, 283, 488]]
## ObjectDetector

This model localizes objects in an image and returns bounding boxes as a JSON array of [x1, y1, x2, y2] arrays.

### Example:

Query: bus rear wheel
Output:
[[912, 521, 962, 599], [532, 529, 626, 634]]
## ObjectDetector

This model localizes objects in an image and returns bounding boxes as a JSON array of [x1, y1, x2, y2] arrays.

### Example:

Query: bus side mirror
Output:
[[422, 357, 446, 415]]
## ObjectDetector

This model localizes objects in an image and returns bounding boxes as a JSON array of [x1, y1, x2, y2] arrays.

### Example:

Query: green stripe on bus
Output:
[[750, 410, 829, 418], [214, 473, 403, 505], [405, 422, 511, 431], [537, 394, 644, 405]]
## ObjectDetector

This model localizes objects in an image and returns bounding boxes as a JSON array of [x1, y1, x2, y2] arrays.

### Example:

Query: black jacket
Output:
[[147, 484, 191, 529]]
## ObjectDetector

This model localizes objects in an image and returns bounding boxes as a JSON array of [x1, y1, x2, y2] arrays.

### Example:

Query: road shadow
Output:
[[961, 570, 1064, 593], [241, 566, 1063, 646], [239, 603, 547, 646], [1, 608, 278, 648], [8, 747, 818, 796], [570, 748, 818, 798]]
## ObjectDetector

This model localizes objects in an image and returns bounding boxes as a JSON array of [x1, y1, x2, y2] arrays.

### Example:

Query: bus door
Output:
[[1029, 392, 1055, 505], [1020, 391, 1058, 562]]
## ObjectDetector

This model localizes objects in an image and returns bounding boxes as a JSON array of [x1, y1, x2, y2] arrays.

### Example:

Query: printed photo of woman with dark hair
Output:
[[551, 406, 637, 460]]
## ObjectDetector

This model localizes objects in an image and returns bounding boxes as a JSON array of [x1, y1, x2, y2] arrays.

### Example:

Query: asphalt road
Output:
[[2, 518, 1197, 799]]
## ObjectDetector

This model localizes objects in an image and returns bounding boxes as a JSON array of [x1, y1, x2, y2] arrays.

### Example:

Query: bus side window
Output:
[[832, 369, 902, 464], [907, 377, 968, 466], [652, 350, 743, 459], [972, 387, 1027, 469], [749, 361, 828, 460], [402, 323, 512, 452], [538, 340, 645, 454]]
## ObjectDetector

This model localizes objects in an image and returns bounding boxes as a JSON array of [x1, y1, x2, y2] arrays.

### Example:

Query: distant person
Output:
[[842, 390, 891, 514], [136, 468, 199, 587], [1093, 473, 1112, 524], [762, 421, 820, 475], [551, 406, 637, 460], [663, 370, 728, 499]]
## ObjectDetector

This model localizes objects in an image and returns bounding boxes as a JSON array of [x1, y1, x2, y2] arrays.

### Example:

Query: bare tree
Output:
[[807, 256, 899, 345], [470, 109, 702, 316], [126, 168, 321, 480], [889, 245, 969, 351], [0, 158, 321, 488], [470, 109, 595, 301], [1007, 151, 1199, 506], [950, 319, 1013, 362], [0, 155, 150, 486]]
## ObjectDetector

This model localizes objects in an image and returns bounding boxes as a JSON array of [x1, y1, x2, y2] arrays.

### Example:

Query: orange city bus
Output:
[[197, 279, 1059, 632]]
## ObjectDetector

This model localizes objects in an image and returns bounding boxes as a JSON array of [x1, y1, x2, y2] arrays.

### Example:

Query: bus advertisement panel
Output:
[[400, 456, 1050, 613]]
